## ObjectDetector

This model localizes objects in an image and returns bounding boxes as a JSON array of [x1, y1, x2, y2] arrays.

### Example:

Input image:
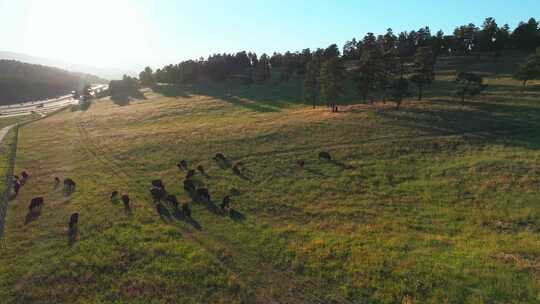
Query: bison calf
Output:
[[110, 191, 119, 200], [121, 194, 130, 209]]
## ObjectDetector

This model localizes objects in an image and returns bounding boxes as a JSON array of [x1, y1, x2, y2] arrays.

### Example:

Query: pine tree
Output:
[[319, 58, 344, 112], [304, 60, 320, 108]]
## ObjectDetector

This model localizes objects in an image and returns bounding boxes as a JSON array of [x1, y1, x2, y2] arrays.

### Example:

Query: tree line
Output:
[[139, 17, 540, 110]]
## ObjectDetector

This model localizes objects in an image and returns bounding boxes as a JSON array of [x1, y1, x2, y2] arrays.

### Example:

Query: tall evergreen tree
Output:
[[304, 60, 321, 108], [319, 58, 344, 112]]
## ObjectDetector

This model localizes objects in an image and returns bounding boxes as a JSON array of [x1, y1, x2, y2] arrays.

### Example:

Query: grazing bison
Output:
[[54, 177, 60, 187], [213, 153, 226, 161], [221, 196, 231, 210], [182, 202, 191, 218], [185, 169, 195, 180], [110, 191, 119, 200], [21, 171, 29, 184], [297, 160, 305, 168], [69, 213, 79, 229], [166, 194, 179, 209], [179, 160, 188, 170], [29, 197, 44, 211], [151, 179, 165, 190], [232, 164, 242, 175], [183, 179, 196, 193], [121, 194, 130, 209], [63, 178, 76, 194], [13, 180, 21, 196], [197, 165, 205, 175], [150, 187, 164, 203], [319, 151, 332, 161], [196, 188, 210, 202]]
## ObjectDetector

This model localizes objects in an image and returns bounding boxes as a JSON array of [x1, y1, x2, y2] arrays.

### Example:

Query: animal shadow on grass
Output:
[[229, 209, 246, 222], [124, 204, 133, 216], [24, 210, 41, 225], [169, 204, 203, 230], [68, 227, 78, 247], [329, 160, 355, 170], [215, 159, 232, 170], [304, 167, 327, 177], [156, 203, 172, 222]]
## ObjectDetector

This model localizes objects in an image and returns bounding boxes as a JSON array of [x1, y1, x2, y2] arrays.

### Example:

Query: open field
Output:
[[1, 55, 540, 303]]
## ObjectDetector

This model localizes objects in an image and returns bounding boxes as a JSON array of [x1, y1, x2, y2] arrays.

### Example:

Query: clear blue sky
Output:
[[0, 0, 538, 70]]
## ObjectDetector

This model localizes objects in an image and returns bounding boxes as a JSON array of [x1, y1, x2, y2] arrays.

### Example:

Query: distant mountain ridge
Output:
[[0, 59, 107, 105], [0, 51, 136, 80]]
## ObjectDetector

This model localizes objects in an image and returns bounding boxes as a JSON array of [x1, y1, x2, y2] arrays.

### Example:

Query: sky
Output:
[[0, 0, 538, 72]]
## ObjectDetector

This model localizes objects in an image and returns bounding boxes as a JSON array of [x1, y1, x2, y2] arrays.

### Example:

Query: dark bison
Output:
[[21, 171, 29, 184], [69, 213, 79, 229], [185, 169, 195, 180], [13, 180, 21, 196], [29, 197, 44, 211], [178, 160, 188, 170], [196, 188, 210, 202], [318, 151, 332, 161], [54, 177, 60, 187], [121, 194, 130, 209], [110, 191, 119, 200], [196, 165, 205, 175], [183, 179, 195, 192], [150, 187, 165, 203], [297, 160, 305, 168], [232, 164, 241, 175], [213, 153, 226, 161], [182, 202, 191, 218], [166, 194, 179, 209], [221, 196, 231, 210], [151, 179, 165, 190], [63, 178, 76, 193]]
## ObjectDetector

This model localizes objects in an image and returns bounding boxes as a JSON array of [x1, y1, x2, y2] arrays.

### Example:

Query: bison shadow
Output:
[[229, 209, 246, 222], [68, 227, 78, 247], [24, 210, 41, 225]]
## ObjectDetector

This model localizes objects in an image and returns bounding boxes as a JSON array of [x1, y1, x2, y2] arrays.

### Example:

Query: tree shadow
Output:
[[152, 84, 192, 98], [376, 98, 540, 149]]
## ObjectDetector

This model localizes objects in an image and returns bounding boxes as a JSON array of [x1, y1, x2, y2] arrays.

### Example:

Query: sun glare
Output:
[[22, 0, 151, 68]]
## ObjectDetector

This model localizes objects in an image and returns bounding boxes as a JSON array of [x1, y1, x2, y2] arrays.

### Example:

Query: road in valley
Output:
[[0, 84, 108, 118]]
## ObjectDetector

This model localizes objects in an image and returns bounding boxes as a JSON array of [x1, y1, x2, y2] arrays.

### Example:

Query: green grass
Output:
[[0, 115, 37, 129], [1, 54, 540, 303]]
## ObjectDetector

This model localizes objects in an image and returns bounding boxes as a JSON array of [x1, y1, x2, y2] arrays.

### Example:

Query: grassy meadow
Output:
[[0, 55, 540, 303]]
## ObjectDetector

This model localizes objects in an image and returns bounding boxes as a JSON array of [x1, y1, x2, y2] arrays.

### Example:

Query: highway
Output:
[[0, 84, 108, 118]]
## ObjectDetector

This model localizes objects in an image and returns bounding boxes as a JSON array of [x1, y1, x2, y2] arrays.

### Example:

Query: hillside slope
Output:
[[0, 60, 106, 105], [1, 55, 539, 303]]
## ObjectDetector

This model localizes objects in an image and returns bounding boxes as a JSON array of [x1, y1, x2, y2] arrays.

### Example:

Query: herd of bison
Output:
[[14, 151, 334, 244]]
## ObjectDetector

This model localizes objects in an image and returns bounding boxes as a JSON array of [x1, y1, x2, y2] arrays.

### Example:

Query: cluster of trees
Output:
[[0, 60, 105, 105], [139, 17, 539, 110], [109, 75, 142, 105], [514, 47, 540, 88]]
